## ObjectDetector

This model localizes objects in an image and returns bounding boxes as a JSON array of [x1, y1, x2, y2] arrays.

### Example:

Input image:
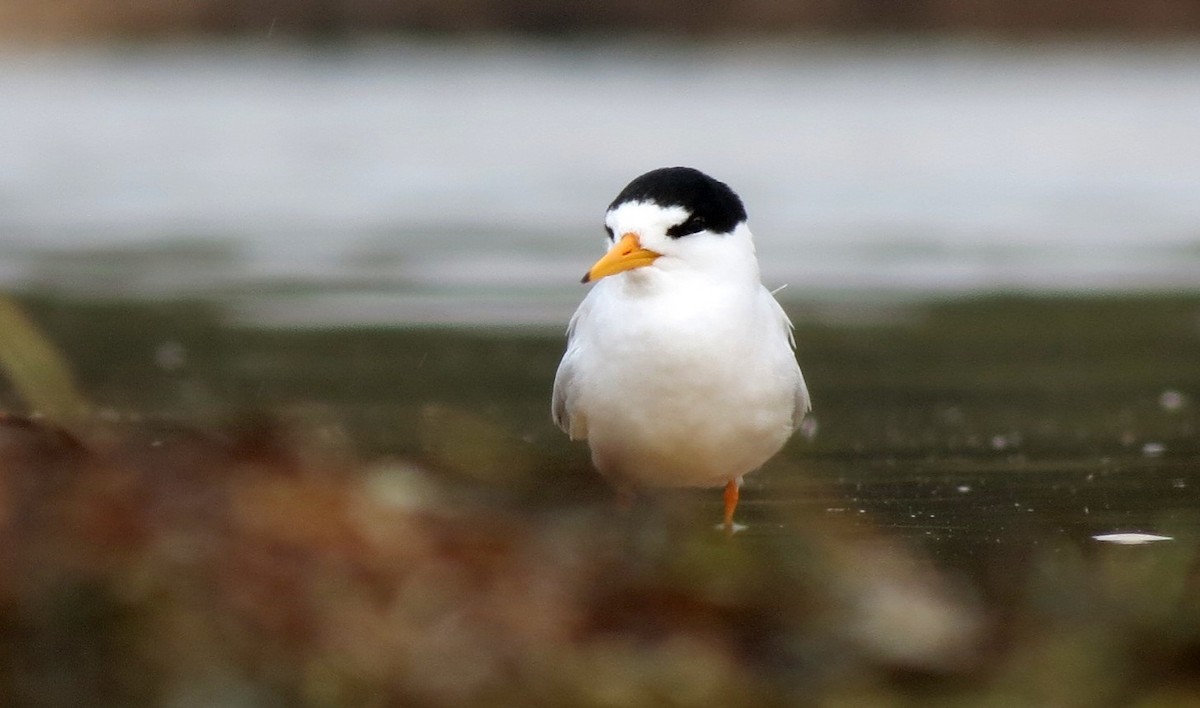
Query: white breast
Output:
[[562, 267, 803, 488]]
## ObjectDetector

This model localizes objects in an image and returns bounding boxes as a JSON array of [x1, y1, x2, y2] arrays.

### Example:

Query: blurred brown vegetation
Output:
[[1, 411, 1200, 706], [3, 0, 1200, 40]]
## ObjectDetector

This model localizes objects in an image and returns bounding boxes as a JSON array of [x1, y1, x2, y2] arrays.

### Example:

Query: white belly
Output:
[[573, 280, 800, 488], [586, 384, 795, 488]]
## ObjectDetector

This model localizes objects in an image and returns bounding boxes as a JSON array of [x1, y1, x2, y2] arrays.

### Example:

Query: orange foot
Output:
[[722, 479, 739, 533]]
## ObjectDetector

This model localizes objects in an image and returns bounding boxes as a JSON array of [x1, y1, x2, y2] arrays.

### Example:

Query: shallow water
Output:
[[3, 41, 1200, 326]]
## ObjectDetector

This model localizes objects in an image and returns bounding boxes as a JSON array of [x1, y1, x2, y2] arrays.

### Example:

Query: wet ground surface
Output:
[[2, 292, 1199, 704], [18, 292, 1200, 556]]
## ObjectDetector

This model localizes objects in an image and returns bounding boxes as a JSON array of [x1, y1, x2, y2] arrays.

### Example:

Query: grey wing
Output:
[[766, 286, 812, 429], [792, 363, 812, 429], [551, 352, 585, 439], [551, 297, 592, 439]]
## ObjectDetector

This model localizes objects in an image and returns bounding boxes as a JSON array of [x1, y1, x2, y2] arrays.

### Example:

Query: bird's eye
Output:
[[667, 215, 706, 238], [604, 225, 615, 241]]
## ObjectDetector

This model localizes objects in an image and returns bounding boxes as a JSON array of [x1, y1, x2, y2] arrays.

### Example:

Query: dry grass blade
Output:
[[0, 296, 90, 430]]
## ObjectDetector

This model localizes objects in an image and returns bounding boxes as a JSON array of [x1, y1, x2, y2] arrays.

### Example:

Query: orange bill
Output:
[[582, 232, 662, 283]]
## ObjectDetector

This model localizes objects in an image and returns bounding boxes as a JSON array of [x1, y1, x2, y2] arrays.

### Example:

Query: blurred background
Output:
[[2, 0, 1199, 327], [2, 3, 1200, 707]]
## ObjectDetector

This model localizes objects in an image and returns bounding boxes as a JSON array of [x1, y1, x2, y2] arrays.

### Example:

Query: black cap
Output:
[[608, 167, 747, 238]]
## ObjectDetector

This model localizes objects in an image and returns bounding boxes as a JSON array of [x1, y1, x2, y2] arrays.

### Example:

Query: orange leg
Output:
[[722, 479, 739, 532]]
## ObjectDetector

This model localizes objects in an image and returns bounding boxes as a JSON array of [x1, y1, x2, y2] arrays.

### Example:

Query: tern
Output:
[[552, 167, 810, 531]]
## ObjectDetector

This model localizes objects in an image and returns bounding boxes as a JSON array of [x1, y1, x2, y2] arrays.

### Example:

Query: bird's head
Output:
[[582, 167, 755, 284]]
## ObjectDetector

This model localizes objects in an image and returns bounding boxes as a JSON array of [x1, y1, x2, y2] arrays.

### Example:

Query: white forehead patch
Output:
[[605, 201, 689, 238]]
